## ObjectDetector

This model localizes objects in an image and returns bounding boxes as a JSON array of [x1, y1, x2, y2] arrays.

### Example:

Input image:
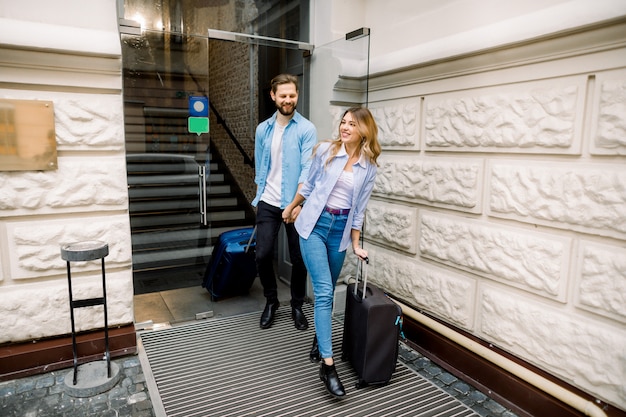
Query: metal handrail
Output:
[[209, 100, 254, 167], [185, 64, 254, 167]]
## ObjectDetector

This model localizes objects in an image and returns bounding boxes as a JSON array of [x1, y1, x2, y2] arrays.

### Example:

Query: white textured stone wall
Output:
[[0, 1, 133, 345], [352, 24, 626, 409]]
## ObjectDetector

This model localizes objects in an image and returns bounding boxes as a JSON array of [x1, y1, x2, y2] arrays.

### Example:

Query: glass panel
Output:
[[307, 29, 371, 139], [206, 34, 308, 285], [121, 0, 309, 41], [121, 30, 213, 294], [119, 18, 311, 296]]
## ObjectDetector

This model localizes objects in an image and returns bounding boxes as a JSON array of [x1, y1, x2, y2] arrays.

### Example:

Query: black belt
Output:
[[325, 207, 350, 215]]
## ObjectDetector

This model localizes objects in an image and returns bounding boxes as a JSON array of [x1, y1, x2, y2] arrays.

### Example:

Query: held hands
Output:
[[282, 205, 302, 224]]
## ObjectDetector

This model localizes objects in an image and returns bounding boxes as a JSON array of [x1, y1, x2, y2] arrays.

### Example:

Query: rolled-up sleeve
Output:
[[298, 128, 317, 184], [351, 165, 377, 232], [299, 148, 323, 199]]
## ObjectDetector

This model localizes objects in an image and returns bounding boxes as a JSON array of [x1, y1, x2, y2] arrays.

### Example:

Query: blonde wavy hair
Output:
[[314, 107, 381, 168]]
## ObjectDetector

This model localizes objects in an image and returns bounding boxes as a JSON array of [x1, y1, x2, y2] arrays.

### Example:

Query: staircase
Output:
[[125, 111, 255, 294]]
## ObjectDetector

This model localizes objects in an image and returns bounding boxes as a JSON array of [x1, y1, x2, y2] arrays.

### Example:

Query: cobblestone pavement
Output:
[[397, 342, 519, 417], [0, 342, 518, 417], [0, 356, 155, 417]]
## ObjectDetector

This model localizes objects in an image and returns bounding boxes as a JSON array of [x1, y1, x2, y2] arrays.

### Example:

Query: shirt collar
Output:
[[270, 110, 300, 126], [338, 144, 367, 168]]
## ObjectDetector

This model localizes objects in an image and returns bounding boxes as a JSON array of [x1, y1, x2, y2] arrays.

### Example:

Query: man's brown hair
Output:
[[270, 73, 299, 93]]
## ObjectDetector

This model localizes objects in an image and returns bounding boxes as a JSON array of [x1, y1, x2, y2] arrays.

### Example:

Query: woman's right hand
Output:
[[353, 246, 368, 262]]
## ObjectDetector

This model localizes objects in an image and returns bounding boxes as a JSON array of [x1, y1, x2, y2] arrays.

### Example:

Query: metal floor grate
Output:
[[140, 305, 480, 417]]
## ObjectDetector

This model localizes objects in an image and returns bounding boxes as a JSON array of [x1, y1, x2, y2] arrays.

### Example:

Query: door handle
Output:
[[199, 164, 207, 226]]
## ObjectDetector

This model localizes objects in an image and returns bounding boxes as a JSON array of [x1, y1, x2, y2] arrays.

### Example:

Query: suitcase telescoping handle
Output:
[[354, 256, 370, 301], [245, 226, 257, 254]]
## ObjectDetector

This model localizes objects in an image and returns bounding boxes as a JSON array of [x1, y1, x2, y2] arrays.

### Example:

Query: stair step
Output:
[[132, 246, 212, 271], [127, 173, 224, 186], [130, 197, 237, 213], [130, 210, 246, 229], [123, 130, 254, 282], [128, 185, 231, 199], [132, 227, 211, 246], [131, 224, 255, 271]]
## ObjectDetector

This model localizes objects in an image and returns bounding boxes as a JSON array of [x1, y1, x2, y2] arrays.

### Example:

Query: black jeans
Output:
[[255, 201, 307, 308]]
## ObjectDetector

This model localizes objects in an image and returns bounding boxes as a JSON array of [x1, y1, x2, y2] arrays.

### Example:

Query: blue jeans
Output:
[[299, 210, 348, 359]]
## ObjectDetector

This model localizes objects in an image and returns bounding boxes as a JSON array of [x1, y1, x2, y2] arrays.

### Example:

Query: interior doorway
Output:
[[117, 2, 370, 324], [119, 30, 311, 291], [118, 26, 313, 323]]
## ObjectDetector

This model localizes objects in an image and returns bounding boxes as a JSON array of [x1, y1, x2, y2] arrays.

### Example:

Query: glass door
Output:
[[308, 28, 371, 138], [204, 28, 371, 292], [120, 27, 314, 296], [206, 30, 314, 287], [121, 30, 214, 294], [280, 29, 372, 289], [119, 15, 369, 301]]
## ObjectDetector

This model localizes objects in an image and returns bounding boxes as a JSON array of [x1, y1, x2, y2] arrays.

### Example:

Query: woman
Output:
[[282, 107, 381, 398]]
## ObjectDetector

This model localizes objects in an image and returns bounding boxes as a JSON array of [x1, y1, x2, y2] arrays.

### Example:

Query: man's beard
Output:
[[276, 102, 296, 116]]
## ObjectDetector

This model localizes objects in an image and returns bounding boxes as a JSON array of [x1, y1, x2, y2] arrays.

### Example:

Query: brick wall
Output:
[[208, 39, 257, 204]]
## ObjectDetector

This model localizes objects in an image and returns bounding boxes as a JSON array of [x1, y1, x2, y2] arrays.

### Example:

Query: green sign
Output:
[[188, 117, 209, 135]]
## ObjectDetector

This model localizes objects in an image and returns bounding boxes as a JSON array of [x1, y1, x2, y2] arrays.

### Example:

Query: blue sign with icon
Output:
[[189, 96, 209, 117], [188, 96, 209, 135]]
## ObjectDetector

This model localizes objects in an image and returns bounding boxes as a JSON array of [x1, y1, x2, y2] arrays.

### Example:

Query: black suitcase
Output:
[[342, 258, 402, 388], [202, 227, 257, 300]]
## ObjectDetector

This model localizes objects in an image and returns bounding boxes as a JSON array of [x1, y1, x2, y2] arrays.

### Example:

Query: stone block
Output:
[[480, 287, 626, 408], [369, 98, 420, 149], [419, 211, 569, 299], [375, 155, 482, 212], [367, 245, 476, 330], [591, 71, 626, 155], [0, 156, 128, 215], [489, 161, 626, 240], [424, 80, 583, 154], [0, 269, 133, 343], [575, 241, 626, 322], [333, 283, 347, 316], [366, 199, 418, 254], [6, 214, 132, 279]]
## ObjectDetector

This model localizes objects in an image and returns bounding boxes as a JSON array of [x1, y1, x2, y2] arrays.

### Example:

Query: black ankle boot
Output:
[[259, 300, 279, 329], [319, 362, 346, 398], [309, 335, 320, 363]]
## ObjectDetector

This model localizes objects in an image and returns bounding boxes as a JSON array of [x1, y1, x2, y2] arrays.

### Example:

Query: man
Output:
[[252, 73, 317, 330]]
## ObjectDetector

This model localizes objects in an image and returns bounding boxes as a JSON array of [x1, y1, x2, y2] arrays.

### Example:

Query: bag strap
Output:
[[245, 226, 256, 253]]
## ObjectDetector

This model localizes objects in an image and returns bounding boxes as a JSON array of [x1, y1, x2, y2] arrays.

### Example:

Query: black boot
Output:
[[259, 300, 279, 329], [291, 306, 309, 330], [309, 335, 320, 363], [319, 361, 346, 398]]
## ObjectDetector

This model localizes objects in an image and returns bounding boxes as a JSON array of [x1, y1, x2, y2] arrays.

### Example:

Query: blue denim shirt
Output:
[[295, 142, 377, 251], [252, 111, 317, 208]]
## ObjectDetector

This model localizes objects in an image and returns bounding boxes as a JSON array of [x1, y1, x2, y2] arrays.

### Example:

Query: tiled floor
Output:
[[133, 276, 292, 326]]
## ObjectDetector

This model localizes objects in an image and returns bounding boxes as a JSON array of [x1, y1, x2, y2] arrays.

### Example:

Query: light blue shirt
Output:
[[252, 111, 317, 208], [295, 142, 378, 251]]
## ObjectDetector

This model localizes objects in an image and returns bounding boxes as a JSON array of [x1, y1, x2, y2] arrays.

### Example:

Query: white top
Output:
[[260, 123, 285, 207], [326, 169, 353, 210]]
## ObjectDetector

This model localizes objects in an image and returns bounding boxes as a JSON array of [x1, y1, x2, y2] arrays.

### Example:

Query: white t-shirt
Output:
[[260, 124, 286, 207], [326, 169, 353, 209]]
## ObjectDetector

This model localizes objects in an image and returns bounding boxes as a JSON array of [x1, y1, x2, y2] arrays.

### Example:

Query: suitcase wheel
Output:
[[355, 379, 368, 389]]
